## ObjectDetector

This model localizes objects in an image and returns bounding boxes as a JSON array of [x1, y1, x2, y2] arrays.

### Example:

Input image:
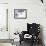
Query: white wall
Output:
[[8, 0, 46, 46], [9, 0, 44, 36], [0, 0, 8, 3], [0, 0, 46, 46]]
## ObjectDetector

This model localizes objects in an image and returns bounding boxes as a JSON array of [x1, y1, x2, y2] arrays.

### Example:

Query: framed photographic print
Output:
[[14, 9, 27, 19]]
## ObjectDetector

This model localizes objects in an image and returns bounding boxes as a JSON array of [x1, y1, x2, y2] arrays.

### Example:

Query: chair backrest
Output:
[[27, 23, 40, 35]]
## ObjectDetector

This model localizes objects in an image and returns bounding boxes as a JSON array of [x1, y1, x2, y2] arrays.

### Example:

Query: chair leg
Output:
[[30, 39, 34, 46], [20, 41, 21, 45]]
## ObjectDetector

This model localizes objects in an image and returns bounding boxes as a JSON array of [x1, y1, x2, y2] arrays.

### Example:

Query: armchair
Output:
[[19, 23, 41, 46]]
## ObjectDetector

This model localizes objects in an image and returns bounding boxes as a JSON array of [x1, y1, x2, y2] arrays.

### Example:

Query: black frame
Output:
[[14, 9, 27, 19]]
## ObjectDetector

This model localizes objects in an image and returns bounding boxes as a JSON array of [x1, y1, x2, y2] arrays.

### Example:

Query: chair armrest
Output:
[[21, 31, 28, 35], [19, 31, 27, 41], [19, 34, 24, 41]]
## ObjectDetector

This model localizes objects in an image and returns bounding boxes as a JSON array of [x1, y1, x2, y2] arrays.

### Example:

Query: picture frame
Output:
[[14, 9, 27, 19]]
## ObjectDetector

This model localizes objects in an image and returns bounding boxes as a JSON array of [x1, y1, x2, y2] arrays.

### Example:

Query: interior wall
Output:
[[8, 0, 46, 45], [0, 0, 8, 3], [0, 0, 46, 46], [8, 0, 44, 37]]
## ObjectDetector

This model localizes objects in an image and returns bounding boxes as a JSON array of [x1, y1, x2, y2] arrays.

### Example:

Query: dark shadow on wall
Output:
[[40, 25, 45, 46]]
